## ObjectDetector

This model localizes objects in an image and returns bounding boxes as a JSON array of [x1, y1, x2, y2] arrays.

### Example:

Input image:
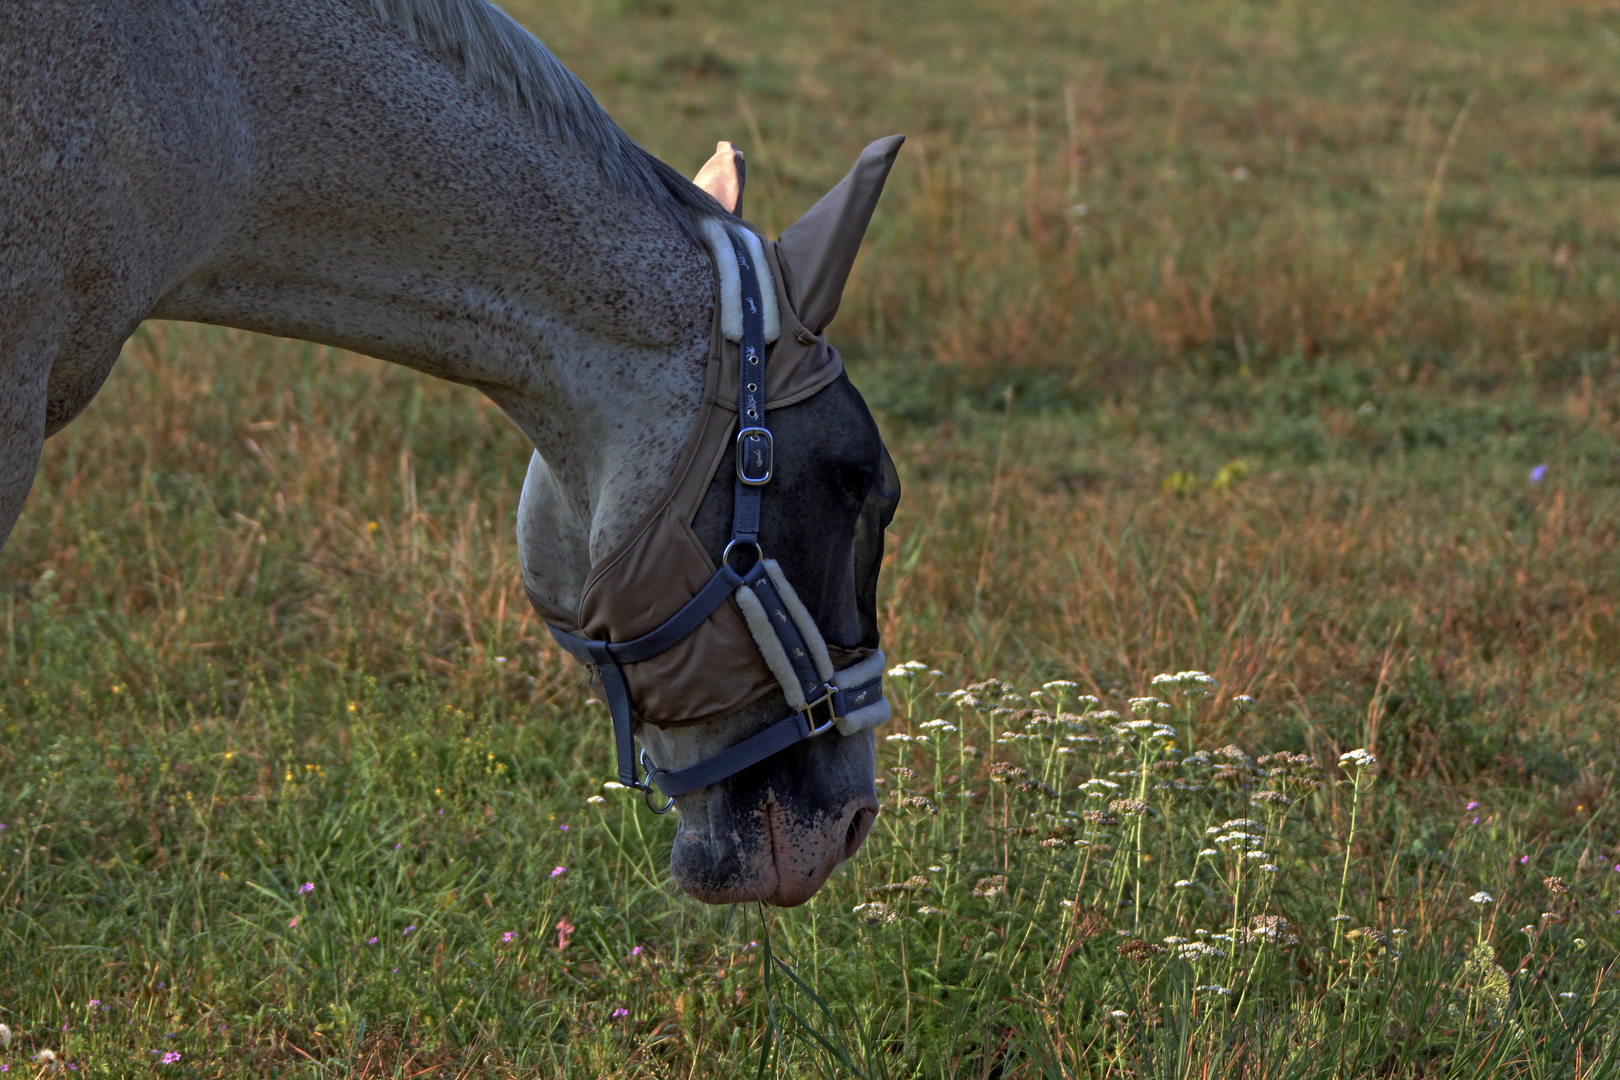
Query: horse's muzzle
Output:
[[667, 726, 879, 906]]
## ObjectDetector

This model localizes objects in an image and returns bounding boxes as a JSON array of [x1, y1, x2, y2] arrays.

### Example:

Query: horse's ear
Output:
[[693, 141, 746, 215], [775, 134, 904, 335]]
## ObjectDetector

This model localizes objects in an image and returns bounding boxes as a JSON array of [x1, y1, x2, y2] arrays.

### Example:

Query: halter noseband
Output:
[[544, 225, 886, 810]]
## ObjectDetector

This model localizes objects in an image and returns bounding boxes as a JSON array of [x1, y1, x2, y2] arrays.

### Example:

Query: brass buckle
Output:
[[801, 684, 841, 737]]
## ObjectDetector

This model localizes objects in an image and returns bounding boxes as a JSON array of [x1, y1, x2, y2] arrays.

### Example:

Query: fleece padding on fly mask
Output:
[[529, 136, 904, 729]]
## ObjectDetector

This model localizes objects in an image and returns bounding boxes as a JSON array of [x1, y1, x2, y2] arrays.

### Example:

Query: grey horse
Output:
[[0, 0, 900, 905]]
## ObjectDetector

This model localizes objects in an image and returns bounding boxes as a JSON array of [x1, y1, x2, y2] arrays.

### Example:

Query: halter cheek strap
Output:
[[542, 224, 888, 803]]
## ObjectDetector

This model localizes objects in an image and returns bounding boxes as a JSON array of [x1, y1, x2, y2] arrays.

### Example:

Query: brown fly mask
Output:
[[525, 137, 904, 905]]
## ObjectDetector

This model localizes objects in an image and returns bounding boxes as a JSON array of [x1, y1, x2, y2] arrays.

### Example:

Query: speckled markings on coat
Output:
[[0, 0, 720, 599], [2, 0, 888, 908]]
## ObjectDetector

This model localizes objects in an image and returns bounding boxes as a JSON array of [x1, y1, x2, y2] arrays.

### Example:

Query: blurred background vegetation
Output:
[[2, 0, 1618, 1075]]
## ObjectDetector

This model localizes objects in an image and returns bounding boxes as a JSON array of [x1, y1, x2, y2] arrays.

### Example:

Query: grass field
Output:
[[4, 0, 1620, 1075]]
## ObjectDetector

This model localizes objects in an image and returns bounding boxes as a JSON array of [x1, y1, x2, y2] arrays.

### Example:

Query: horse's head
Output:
[[521, 137, 902, 906]]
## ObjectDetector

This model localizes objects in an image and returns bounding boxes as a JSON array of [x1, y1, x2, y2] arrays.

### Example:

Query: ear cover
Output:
[[774, 134, 905, 334]]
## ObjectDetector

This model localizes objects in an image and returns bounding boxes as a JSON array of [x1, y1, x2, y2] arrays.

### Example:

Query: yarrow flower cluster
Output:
[[852, 902, 898, 926], [1151, 671, 1217, 695], [1339, 748, 1377, 769], [887, 660, 944, 679]]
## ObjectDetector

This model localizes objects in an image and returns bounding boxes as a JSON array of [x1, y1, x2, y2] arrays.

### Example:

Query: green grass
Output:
[[4, 0, 1620, 1075]]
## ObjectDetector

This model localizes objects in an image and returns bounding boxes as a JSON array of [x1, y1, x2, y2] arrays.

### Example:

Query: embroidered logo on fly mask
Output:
[[529, 135, 905, 809]]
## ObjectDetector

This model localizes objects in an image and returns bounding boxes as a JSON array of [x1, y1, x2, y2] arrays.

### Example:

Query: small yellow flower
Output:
[[224, 750, 234, 761], [366, 522, 379, 533], [347, 702, 357, 713]]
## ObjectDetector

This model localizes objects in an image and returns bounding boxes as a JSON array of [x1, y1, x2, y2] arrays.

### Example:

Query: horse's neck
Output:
[[152, 0, 715, 556]]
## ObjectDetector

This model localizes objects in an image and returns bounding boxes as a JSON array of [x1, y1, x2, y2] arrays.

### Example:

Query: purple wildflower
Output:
[[611, 1007, 629, 1019], [367, 936, 379, 945], [161, 1051, 181, 1065], [631, 945, 644, 956], [1530, 464, 1549, 484], [299, 882, 314, 894], [550, 865, 568, 879], [1466, 801, 1480, 811], [1520, 855, 1530, 864], [403, 925, 416, 936], [502, 931, 515, 943]]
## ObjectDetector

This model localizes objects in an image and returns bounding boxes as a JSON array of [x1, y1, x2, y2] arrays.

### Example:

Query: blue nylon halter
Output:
[[543, 225, 883, 804]]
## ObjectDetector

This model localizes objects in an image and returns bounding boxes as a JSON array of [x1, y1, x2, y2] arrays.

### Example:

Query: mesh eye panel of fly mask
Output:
[[526, 136, 906, 805]]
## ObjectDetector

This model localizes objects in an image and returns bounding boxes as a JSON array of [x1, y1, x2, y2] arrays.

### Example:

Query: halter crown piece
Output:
[[536, 135, 906, 807]]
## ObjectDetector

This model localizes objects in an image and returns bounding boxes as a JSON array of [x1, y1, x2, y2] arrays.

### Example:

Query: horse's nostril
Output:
[[843, 806, 876, 861]]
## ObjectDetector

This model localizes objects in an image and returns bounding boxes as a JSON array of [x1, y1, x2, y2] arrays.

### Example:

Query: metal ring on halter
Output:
[[638, 749, 676, 814], [722, 539, 763, 571]]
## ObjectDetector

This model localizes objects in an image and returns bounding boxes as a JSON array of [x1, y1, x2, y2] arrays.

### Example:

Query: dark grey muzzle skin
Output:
[[662, 372, 899, 905]]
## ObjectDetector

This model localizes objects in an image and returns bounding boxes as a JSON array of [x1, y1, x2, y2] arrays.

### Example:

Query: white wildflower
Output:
[[1174, 942, 1227, 960], [1468, 891, 1494, 905], [1561, 992, 1578, 1000], [1108, 1009, 1128, 1018], [1339, 748, 1377, 768], [1198, 848, 1219, 857], [1331, 914, 1353, 923], [1244, 850, 1269, 860], [1042, 680, 1079, 690], [1195, 984, 1231, 995], [602, 781, 627, 792], [586, 795, 606, 805], [1259, 864, 1279, 872], [919, 719, 957, 731], [1174, 879, 1193, 888]]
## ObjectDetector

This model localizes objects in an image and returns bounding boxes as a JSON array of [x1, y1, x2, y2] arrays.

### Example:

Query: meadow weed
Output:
[[4, 0, 1620, 1075]]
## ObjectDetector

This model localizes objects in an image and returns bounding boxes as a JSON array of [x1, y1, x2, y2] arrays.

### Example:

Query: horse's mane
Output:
[[371, 0, 722, 237]]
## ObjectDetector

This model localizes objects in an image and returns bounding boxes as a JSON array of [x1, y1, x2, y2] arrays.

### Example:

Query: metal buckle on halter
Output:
[[800, 683, 842, 737], [736, 427, 773, 486], [634, 749, 676, 814]]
